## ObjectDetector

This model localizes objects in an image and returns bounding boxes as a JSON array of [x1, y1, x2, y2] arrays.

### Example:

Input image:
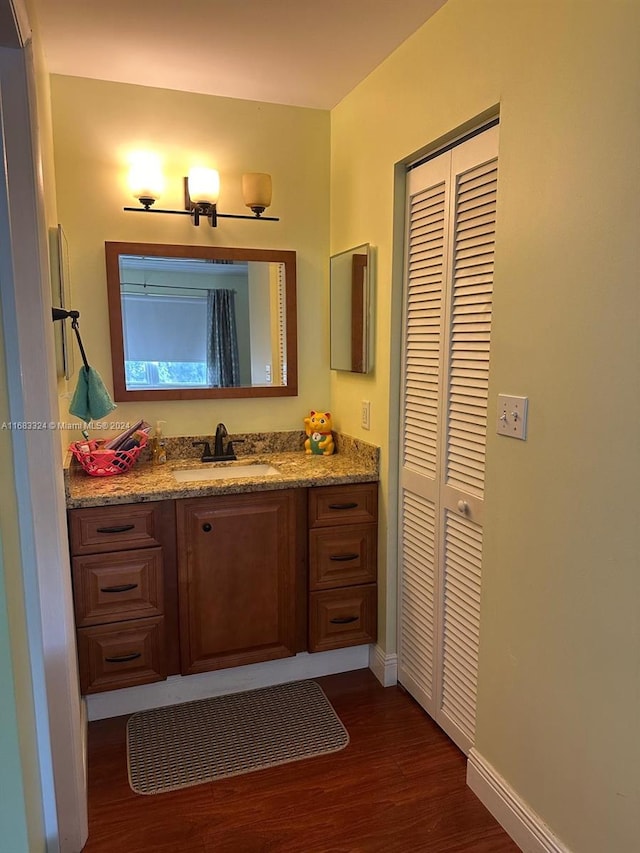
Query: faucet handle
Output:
[[192, 440, 212, 459], [225, 439, 244, 458]]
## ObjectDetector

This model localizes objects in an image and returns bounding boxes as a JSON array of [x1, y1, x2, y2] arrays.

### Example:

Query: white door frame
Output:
[[0, 4, 87, 850]]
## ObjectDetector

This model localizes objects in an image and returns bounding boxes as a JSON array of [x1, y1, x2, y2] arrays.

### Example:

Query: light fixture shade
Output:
[[188, 168, 220, 205], [242, 173, 272, 211], [128, 153, 164, 202]]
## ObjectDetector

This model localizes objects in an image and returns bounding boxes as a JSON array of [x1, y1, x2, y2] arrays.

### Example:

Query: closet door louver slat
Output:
[[402, 180, 446, 481], [440, 510, 483, 747], [446, 158, 497, 501], [399, 490, 437, 711]]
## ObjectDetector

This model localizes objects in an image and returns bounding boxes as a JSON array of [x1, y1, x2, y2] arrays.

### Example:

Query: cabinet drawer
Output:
[[308, 483, 378, 528], [309, 585, 377, 653], [68, 503, 163, 555], [76, 616, 165, 694], [72, 547, 163, 627], [309, 524, 377, 590]]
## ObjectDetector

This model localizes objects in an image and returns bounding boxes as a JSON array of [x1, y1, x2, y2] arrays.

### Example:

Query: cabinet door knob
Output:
[[457, 500, 469, 514], [202, 522, 212, 533]]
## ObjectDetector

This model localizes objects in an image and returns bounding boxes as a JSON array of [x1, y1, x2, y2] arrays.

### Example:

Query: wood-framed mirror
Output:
[[105, 242, 297, 401]]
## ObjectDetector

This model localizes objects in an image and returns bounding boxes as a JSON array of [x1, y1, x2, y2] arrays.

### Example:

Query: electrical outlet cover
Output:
[[361, 400, 371, 430]]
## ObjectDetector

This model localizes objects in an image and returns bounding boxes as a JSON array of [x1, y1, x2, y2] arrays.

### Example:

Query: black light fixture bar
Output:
[[124, 172, 279, 227], [123, 206, 279, 222]]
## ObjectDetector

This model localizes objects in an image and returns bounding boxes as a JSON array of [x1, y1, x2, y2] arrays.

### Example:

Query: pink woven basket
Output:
[[70, 435, 148, 477]]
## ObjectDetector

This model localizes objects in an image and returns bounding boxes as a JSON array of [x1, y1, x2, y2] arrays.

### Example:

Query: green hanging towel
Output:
[[69, 366, 117, 422]]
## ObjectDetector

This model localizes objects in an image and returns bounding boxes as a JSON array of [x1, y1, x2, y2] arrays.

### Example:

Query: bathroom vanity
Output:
[[65, 438, 379, 695]]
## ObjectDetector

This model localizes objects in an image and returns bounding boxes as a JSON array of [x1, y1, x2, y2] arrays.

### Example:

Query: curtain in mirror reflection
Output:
[[207, 289, 240, 387]]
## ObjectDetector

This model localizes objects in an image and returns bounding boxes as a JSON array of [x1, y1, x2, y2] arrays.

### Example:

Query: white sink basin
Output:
[[172, 464, 280, 483]]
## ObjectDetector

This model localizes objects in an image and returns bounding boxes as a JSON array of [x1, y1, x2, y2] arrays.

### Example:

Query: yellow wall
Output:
[[50, 75, 330, 438], [331, 0, 640, 850]]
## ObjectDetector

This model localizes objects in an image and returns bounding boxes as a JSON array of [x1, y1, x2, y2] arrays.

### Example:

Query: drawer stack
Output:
[[68, 503, 167, 694], [308, 482, 378, 652]]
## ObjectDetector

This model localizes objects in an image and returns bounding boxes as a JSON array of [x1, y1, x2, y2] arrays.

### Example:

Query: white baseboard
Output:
[[467, 749, 570, 853], [368, 645, 398, 687], [87, 646, 371, 721]]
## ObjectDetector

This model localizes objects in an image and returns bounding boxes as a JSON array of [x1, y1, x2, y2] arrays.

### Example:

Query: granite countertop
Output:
[[65, 432, 379, 509]]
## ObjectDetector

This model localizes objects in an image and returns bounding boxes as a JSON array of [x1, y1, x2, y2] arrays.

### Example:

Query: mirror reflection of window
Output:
[[122, 291, 209, 387], [119, 255, 285, 390]]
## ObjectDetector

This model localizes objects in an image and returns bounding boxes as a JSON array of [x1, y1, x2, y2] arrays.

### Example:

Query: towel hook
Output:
[[51, 307, 90, 371]]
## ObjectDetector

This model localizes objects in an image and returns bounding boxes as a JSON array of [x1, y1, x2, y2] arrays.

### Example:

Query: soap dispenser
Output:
[[151, 420, 167, 464]]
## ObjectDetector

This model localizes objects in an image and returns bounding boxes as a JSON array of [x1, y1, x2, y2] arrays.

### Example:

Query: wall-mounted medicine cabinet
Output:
[[330, 243, 372, 374]]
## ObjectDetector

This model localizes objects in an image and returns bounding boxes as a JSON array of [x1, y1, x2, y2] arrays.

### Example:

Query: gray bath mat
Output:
[[126, 679, 349, 795]]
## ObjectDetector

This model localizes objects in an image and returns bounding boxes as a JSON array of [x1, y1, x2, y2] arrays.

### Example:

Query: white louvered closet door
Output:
[[398, 125, 498, 755]]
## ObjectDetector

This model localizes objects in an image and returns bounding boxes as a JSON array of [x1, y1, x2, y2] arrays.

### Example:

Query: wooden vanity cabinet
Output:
[[69, 481, 377, 694], [176, 489, 306, 675], [308, 482, 378, 652], [68, 501, 177, 694]]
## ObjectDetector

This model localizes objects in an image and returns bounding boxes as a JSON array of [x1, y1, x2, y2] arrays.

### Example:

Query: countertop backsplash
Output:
[[137, 430, 309, 463], [124, 430, 377, 466]]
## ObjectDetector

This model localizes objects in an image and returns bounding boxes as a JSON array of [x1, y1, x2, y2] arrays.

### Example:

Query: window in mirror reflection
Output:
[[118, 254, 287, 390]]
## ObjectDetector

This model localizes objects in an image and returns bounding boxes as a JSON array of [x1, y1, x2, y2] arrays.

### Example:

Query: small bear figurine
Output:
[[304, 410, 335, 456]]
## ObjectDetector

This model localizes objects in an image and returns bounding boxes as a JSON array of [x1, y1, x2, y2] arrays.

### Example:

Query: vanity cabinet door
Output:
[[177, 490, 300, 675]]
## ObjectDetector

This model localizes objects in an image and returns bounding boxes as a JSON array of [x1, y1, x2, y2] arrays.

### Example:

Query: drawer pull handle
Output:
[[329, 553, 359, 562], [104, 652, 141, 663], [202, 523, 212, 533], [329, 616, 358, 625], [100, 583, 138, 593], [96, 524, 135, 534], [328, 502, 358, 510]]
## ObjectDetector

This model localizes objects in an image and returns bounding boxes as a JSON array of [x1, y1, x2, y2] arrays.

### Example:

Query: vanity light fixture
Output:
[[124, 157, 278, 227]]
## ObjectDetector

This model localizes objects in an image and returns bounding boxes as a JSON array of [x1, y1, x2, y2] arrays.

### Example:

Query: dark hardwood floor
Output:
[[83, 669, 519, 852]]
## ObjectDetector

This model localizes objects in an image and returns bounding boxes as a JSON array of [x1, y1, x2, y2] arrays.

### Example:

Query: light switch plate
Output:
[[497, 394, 528, 440]]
